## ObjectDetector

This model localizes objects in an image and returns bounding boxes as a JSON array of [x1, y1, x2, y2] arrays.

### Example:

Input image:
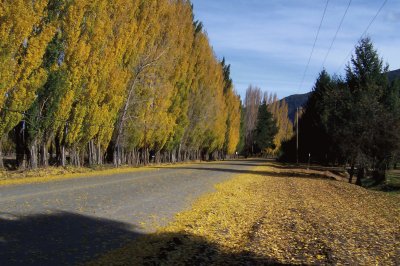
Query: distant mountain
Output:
[[281, 92, 311, 123], [281, 69, 400, 123], [388, 69, 400, 82]]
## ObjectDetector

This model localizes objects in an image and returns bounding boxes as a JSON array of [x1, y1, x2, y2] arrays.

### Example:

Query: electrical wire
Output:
[[335, 0, 388, 73], [321, 0, 352, 68], [298, 0, 330, 93]]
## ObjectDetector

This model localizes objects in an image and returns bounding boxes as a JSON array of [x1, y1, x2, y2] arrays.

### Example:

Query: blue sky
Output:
[[191, 0, 400, 99]]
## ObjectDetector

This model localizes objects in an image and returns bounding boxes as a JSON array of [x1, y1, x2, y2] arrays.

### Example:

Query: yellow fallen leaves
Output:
[[89, 163, 400, 265], [0, 166, 154, 187]]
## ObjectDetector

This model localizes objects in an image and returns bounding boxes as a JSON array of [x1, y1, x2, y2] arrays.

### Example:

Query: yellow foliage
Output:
[[0, 0, 55, 135], [266, 95, 294, 155], [0, 0, 241, 164], [225, 89, 241, 154]]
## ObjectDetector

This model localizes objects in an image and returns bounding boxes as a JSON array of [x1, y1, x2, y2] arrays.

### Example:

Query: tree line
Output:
[[0, 0, 241, 169], [281, 38, 400, 185]]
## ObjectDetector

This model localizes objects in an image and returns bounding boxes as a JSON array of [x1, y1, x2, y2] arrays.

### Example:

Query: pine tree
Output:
[[298, 70, 336, 163], [254, 101, 278, 154], [343, 37, 400, 184]]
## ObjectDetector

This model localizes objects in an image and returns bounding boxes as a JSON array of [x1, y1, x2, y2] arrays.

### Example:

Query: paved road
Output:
[[0, 159, 263, 265]]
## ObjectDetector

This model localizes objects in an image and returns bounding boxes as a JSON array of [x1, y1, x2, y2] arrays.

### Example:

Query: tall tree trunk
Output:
[[97, 141, 102, 165], [28, 139, 38, 169], [155, 151, 161, 164], [39, 141, 48, 167], [114, 75, 140, 167], [61, 145, 66, 167], [88, 141, 93, 165], [171, 149, 176, 163], [15, 122, 27, 169], [70, 148, 80, 167], [177, 144, 182, 162], [55, 134, 66, 167], [0, 142, 4, 169], [373, 168, 386, 185], [349, 163, 355, 184], [355, 166, 364, 186], [89, 140, 98, 165]]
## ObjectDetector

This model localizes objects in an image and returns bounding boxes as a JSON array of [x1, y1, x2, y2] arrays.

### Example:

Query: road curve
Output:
[[0, 159, 264, 265]]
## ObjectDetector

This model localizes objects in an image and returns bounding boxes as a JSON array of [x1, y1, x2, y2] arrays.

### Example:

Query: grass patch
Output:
[[89, 164, 400, 265], [386, 170, 400, 188], [363, 170, 400, 194]]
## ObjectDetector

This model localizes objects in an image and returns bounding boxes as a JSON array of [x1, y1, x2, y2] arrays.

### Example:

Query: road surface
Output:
[[0, 159, 262, 265]]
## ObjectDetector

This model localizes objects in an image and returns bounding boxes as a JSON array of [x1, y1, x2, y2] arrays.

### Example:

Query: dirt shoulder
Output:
[[89, 162, 400, 265]]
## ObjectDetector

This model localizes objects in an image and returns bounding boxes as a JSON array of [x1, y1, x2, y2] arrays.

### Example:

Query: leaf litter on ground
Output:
[[89, 162, 400, 265]]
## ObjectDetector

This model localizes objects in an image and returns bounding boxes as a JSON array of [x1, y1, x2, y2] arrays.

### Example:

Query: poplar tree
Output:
[[0, 0, 242, 168], [265, 93, 293, 156], [0, 0, 55, 168], [243, 86, 262, 156]]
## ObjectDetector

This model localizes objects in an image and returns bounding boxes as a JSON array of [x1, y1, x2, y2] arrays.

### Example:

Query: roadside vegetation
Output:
[[366, 169, 400, 193], [280, 38, 400, 188], [90, 162, 400, 265]]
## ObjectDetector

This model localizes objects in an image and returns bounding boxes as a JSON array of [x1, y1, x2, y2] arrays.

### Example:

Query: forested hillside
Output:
[[280, 92, 311, 123], [0, 0, 241, 169], [388, 69, 400, 82]]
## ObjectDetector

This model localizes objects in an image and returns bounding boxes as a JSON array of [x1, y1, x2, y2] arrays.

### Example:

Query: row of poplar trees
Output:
[[281, 38, 400, 185], [0, 0, 241, 169], [238, 86, 293, 157]]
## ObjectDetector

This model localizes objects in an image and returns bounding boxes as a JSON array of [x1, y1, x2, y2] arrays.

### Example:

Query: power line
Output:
[[335, 0, 388, 73], [321, 0, 352, 68], [298, 0, 330, 93]]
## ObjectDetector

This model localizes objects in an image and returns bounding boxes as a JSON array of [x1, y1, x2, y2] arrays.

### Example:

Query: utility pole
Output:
[[296, 107, 299, 164]]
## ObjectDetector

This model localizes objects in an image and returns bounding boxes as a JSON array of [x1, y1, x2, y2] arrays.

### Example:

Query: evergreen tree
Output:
[[343, 37, 400, 184], [254, 101, 278, 154], [298, 70, 337, 163], [280, 37, 400, 185]]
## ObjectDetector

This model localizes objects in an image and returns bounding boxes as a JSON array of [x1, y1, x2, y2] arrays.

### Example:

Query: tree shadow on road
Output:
[[0, 211, 141, 266], [210, 162, 270, 167], [158, 166, 337, 181], [94, 231, 291, 266], [0, 211, 292, 265]]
